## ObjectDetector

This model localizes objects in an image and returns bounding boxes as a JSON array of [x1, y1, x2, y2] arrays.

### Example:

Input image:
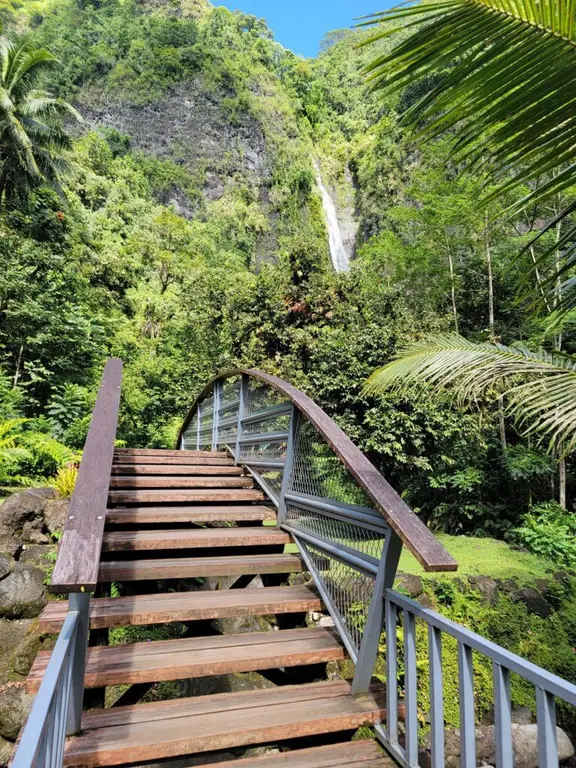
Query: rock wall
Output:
[[0, 488, 68, 765]]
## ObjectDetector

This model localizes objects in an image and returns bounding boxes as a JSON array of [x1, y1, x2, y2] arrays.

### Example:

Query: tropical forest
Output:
[[0, 0, 575, 764]]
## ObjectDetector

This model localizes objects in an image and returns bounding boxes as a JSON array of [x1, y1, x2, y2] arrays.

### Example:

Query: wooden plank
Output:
[[105, 505, 275, 525], [113, 456, 234, 466], [109, 477, 254, 489], [39, 585, 322, 632], [64, 681, 387, 767], [114, 449, 227, 458], [108, 489, 266, 504], [99, 553, 302, 581], [178, 371, 458, 572], [111, 464, 243, 476], [51, 359, 123, 594], [210, 741, 390, 767], [102, 527, 290, 551], [27, 628, 344, 692]]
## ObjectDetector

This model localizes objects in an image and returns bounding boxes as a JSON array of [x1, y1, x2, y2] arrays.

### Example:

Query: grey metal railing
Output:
[[178, 370, 456, 692], [12, 360, 122, 768], [381, 589, 576, 768], [179, 370, 576, 767]]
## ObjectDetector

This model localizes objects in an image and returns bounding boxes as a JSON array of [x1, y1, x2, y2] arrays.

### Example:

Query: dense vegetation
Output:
[[0, 0, 574, 557]]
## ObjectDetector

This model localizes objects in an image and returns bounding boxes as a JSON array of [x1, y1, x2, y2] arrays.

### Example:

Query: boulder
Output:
[[10, 625, 41, 677], [44, 499, 69, 535], [512, 707, 534, 725], [440, 724, 574, 767], [396, 573, 423, 598], [0, 684, 33, 741], [0, 620, 34, 682], [0, 736, 13, 768], [0, 488, 56, 555], [0, 558, 11, 582], [510, 587, 552, 618], [474, 576, 499, 606], [0, 566, 46, 619], [19, 545, 56, 571]]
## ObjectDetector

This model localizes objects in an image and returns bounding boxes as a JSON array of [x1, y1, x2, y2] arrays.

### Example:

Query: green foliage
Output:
[[515, 502, 576, 568], [0, 35, 81, 208], [363, 0, 576, 313]]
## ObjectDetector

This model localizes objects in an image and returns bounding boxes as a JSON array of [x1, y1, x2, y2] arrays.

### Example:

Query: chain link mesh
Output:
[[245, 380, 284, 415], [285, 505, 384, 561], [301, 542, 374, 655], [289, 420, 370, 507], [182, 412, 198, 449]]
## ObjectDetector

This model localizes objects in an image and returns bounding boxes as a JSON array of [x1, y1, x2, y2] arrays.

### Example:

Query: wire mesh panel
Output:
[[182, 412, 198, 450], [289, 420, 370, 507], [298, 541, 375, 658], [217, 378, 240, 450]]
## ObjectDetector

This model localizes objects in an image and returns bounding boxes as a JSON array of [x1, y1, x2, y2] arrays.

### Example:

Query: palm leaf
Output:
[[361, 0, 576, 312], [365, 334, 576, 454]]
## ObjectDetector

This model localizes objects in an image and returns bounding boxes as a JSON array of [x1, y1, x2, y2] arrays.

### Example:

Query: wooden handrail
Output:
[[178, 369, 457, 573], [51, 359, 123, 594]]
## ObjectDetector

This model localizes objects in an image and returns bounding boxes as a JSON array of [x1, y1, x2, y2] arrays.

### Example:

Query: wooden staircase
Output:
[[30, 448, 393, 767]]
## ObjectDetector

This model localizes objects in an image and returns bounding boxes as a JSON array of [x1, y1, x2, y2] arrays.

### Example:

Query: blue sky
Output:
[[215, 1, 389, 58]]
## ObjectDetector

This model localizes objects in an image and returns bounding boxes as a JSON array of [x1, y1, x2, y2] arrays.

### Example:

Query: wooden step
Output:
[[102, 527, 290, 551], [113, 455, 234, 466], [105, 505, 275, 525], [108, 489, 266, 504], [28, 628, 344, 693], [39, 585, 321, 632], [114, 449, 228, 458], [211, 741, 392, 767], [99, 553, 303, 581], [63, 681, 387, 767], [111, 464, 243, 476], [109, 476, 254, 489]]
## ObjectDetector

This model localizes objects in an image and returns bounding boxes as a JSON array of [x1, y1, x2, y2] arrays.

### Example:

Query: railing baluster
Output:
[[67, 594, 90, 735], [404, 609, 419, 766], [352, 532, 402, 695], [196, 401, 201, 450], [385, 597, 399, 749], [493, 662, 513, 767], [277, 406, 298, 526], [428, 624, 444, 768], [536, 687, 558, 767], [235, 374, 249, 463], [458, 642, 476, 768], [212, 380, 222, 451]]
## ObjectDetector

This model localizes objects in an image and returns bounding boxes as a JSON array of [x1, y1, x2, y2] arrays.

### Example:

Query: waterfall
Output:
[[314, 162, 350, 273]]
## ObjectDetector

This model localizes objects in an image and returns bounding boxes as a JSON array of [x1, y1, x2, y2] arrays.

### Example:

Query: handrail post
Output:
[[351, 531, 402, 695], [235, 374, 249, 463], [196, 401, 201, 450], [212, 380, 222, 451], [66, 592, 91, 735], [277, 406, 298, 526]]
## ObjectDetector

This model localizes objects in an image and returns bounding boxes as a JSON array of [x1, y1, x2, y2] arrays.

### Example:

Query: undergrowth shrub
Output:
[[514, 502, 576, 568]]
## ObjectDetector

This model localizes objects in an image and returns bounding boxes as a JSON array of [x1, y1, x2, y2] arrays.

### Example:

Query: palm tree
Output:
[[0, 35, 81, 210], [361, 0, 576, 312], [361, 1, 576, 503], [365, 334, 576, 454]]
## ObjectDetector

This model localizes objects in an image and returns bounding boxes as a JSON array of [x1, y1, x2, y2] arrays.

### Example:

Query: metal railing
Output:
[[180, 370, 576, 767], [178, 370, 456, 692], [12, 360, 123, 768], [381, 589, 576, 768]]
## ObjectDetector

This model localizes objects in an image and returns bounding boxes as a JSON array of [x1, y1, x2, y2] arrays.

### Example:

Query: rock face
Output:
[[439, 724, 574, 768], [0, 685, 34, 742], [0, 487, 57, 557], [0, 566, 46, 620], [511, 587, 552, 618]]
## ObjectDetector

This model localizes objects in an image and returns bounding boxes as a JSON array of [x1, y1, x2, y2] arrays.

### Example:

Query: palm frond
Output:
[[365, 334, 576, 454], [361, 0, 576, 312]]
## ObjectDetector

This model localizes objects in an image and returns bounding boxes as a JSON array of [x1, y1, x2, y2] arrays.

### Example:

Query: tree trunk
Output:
[[12, 343, 24, 389], [485, 219, 507, 451], [559, 453, 567, 510], [448, 251, 459, 334]]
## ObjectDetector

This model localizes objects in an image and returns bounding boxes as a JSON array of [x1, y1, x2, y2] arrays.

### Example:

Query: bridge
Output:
[[11, 360, 576, 767]]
